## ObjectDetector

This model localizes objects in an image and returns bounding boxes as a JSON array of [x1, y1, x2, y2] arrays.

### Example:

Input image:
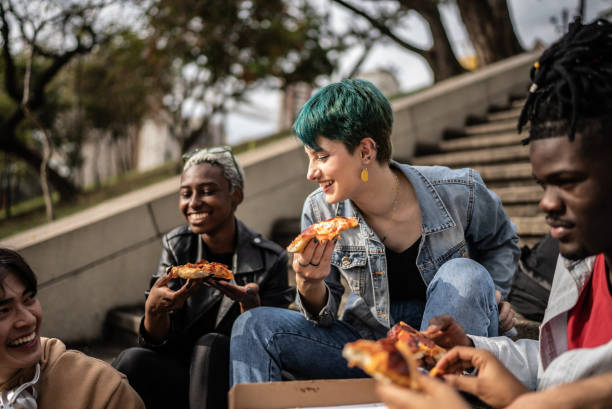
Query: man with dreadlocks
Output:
[[375, 17, 612, 409]]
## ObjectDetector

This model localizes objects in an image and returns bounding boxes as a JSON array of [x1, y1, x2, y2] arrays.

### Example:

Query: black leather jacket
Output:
[[138, 219, 294, 354]]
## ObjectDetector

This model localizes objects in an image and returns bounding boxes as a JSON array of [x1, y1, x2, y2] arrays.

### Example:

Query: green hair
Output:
[[292, 78, 394, 163]]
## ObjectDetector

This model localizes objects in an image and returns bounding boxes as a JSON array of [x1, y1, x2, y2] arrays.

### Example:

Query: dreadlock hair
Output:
[[518, 17, 612, 146]]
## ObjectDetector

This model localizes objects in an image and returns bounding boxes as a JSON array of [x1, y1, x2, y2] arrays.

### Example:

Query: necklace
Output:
[[381, 171, 401, 243]]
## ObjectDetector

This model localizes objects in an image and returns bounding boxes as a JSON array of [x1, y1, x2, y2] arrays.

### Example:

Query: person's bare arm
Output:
[[506, 371, 612, 409]]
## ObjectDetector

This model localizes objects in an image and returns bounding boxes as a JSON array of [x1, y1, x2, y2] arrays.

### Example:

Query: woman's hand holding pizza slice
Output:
[[288, 216, 359, 313], [144, 273, 204, 341]]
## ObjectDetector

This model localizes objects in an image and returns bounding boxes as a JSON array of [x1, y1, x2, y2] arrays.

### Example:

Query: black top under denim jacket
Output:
[[138, 219, 295, 358]]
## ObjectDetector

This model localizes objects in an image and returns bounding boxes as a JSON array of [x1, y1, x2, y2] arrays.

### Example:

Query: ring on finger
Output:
[[309, 261, 320, 267]]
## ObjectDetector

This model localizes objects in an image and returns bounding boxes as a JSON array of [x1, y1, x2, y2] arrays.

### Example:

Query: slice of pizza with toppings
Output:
[[286, 216, 359, 253], [342, 337, 421, 390], [167, 259, 234, 281], [342, 321, 450, 388], [387, 321, 447, 372]]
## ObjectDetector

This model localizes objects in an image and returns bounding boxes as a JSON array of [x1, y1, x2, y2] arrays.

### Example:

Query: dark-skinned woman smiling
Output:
[[112, 146, 294, 409]]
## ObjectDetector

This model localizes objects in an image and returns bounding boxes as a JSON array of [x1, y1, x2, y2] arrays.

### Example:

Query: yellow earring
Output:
[[360, 167, 369, 182]]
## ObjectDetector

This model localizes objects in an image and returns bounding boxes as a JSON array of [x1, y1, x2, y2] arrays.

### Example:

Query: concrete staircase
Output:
[[412, 98, 545, 248], [409, 96, 544, 339], [75, 96, 543, 362]]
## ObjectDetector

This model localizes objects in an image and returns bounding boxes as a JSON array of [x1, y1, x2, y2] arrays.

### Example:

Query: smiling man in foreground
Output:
[[378, 17, 612, 409]]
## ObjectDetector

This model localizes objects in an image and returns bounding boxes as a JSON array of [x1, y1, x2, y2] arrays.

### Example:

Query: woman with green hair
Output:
[[230, 78, 519, 384]]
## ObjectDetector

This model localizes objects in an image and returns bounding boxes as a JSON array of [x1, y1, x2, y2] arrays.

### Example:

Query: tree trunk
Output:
[[333, 0, 465, 82], [408, 0, 466, 80], [0, 137, 77, 199], [39, 131, 55, 221], [2, 156, 11, 219], [456, 0, 523, 66]]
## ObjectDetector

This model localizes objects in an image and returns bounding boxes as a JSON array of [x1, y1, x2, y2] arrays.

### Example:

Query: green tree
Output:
[[146, 0, 340, 153], [63, 32, 171, 184], [0, 0, 137, 200]]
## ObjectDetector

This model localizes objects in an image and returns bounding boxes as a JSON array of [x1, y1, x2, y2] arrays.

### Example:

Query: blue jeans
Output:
[[230, 258, 499, 385]]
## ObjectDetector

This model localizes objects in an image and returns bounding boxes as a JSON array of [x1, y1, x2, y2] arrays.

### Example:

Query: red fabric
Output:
[[567, 254, 612, 349]]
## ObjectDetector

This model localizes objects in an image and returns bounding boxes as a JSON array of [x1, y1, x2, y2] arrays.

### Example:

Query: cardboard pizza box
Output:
[[228, 378, 387, 409]]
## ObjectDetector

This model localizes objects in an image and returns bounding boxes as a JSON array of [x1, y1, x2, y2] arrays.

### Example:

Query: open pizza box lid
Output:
[[228, 378, 386, 409]]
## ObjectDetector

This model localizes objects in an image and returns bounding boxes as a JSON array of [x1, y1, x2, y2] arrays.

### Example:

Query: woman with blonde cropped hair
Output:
[[113, 146, 294, 409]]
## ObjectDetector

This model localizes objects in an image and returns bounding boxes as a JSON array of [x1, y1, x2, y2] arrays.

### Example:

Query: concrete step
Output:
[[108, 306, 143, 336], [491, 184, 541, 204], [503, 203, 543, 218], [511, 98, 526, 109], [413, 144, 529, 167], [440, 131, 524, 151], [68, 306, 143, 363], [511, 216, 549, 236], [464, 118, 518, 136], [487, 107, 522, 122], [472, 162, 533, 183]]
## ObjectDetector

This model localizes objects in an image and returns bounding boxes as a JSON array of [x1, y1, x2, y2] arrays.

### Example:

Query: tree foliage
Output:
[[331, 0, 524, 81], [146, 0, 340, 152], [0, 0, 138, 199]]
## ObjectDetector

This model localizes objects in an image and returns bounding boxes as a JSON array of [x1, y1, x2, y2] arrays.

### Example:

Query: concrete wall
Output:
[[0, 51, 536, 343]]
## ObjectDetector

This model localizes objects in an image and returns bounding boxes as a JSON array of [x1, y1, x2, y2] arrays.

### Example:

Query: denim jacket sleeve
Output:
[[294, 199, 345, 326], [466, 170, 520, 298], [470, 335, 541, 390]]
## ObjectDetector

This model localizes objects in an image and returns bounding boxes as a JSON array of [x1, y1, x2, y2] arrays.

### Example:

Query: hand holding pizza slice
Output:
[[343, 321, 451, 389], [286, 216, 359, 253]]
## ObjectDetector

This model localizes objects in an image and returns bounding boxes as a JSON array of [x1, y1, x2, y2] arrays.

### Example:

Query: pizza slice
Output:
[[342, 321, 449, 388], [342, 337, 421, 389], [286, 216, 359, 253], [167, 259, 234, 281], [387, 321, 447, 372]]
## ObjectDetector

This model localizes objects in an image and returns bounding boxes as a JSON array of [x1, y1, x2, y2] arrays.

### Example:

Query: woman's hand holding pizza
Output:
[[144, 273, 203, 341], [292, 237, 335, 282], [292, 238, 336, 313]]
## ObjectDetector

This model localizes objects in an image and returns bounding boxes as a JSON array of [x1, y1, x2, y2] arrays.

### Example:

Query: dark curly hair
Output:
[[0, 248, 38, 297], [518, 17, 612, 146]]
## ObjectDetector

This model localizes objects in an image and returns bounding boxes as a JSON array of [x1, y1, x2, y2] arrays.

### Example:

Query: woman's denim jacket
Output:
[[295, 162, 520, 339], [470, 255, 612, 391]]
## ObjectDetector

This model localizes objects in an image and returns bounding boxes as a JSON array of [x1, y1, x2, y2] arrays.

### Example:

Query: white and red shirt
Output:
[[567, 253, 612, 349]]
